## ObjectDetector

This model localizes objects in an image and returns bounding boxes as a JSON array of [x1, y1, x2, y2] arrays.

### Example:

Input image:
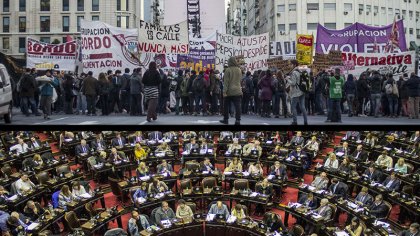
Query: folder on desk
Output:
[[79, 193, 92, 199], [334, 232, 349, 236], [206, 214, 215, 221], [226, 215, 236, 224], [336, 152, 344, 157], [27, 222, 40, 230], [6, 195, 18, 201]]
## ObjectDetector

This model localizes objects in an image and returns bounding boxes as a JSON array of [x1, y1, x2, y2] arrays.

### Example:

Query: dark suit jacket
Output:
[[269, 166, 287, 180], [157, 164, 173, 173], [129, 136, 144, 144], [400, 230, 419, 236], [369, 201, 389, 218], [363, 169, 382, 182], [75, 144, 90, 156], [28, 139, 43, 149], [382, 177, 400, 191], [290, 136, 304, 146], [298, 194, 317, 209], [329, 182, 348, 199], [351, 150, 368, 162], [91, 139, 106, 150], [111, 137, 127, 147], [148, 131, 162, 140], [200, 163, 214, 172], [336, 147, 351, 157], [355, 192, 373, 206]]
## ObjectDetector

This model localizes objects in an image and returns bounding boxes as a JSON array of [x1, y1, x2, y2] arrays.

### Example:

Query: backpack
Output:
[[385, 83, 393, 94], [298, 76, 308, 93]]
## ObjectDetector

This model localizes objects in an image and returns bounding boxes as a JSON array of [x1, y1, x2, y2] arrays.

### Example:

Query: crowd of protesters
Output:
[[14, 57, 420, 124]]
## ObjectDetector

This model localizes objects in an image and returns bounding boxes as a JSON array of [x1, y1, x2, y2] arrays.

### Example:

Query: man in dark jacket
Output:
[[344, 74, 357, 117], [19, 68, 40, 116], [328, 178, 348, 199], [110, 70, 122, 113], [368, 194, 389, 219], [368, 71, 383, 117], [187, 71, 196, 114], [82, 71, 98, 116], [356, 73, 369, 116], [220, 57, 243, 125], [158, 69, 170, 114], [129, 68, 143, 116], [120, 68, 131, 113], [241, 71, 254, 114], [174, 70, 184, 115], [193, 71, 207, 115], [406, 73, 420, 119], [272, 71, 288, 118]]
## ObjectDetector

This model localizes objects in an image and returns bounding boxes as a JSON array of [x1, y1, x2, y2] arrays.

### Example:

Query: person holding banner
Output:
[[142, 61, 162, 122], [219, 57, 243, 125], [287, 60, 308, 126]]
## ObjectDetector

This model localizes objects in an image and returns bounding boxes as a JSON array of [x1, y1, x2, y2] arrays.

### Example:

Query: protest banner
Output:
[[177, 38, 216, 71], [310, 50, 343, 74], [316, 20, 407, 53], [215, 32, 269, 72], [138, 20, 189, 54], [269, 40, 296, 58], [80, 19, 142, 76], [341, 51, 415, 77], [267, 57, 295, 75], [26, 38, 77, 71], [296, 34, 314, 65]]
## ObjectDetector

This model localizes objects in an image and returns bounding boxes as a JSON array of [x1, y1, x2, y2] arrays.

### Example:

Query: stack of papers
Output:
[[140, 176, 150, 181], [347, 202, 358, 209], [137, 197, 146, 204], [226, 215, 237, 224], [206, 214, 215, 221], [307, 186, 316, 191], [27, 223, 40, 230], [224, 172, 232, 175], [182, 151, 189, 155], [249, 192, 258, 197], [6, 195, 18, 201], [286, 157, 294, 161], [161, 220, 171, 228], [266, 141, 273, 144], [79, 193, 92, 199], [311, 214, 322, 219], [267, 175, 275, 180], [336, 152, 344, 157], [208, 149, 213, 154], [242, 171, 250, 176], [334, 232, 349, 236], [202, 171, 209, 175]]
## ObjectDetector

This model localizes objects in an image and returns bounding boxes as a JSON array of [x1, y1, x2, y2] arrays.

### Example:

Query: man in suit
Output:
[[315, 198, 332, 220], [289, 147, 310, 178], [108, 147, 127, 163], [363, 165, 382, 182], [355, 187, 373, 206], [163, 131, 177, 140], [328, 178, 348, 199], [199, 139, 213, 153], [351, 145, 368, 162], [335, 141, 351, 157], [234, 131, 247, 140], [111, 132, 127, 148], [343, 131, 361, 141], [243, 140, 262, 157], [269, 161, 287, 181], [129, 132, 144, 144], [91, 133, 106, 152], [9, 138, 29, 154], [311, 172, 329, 190], [28, 136, 43, 149], [184, 138, 199, 153], [200, 158, 214, 172], [298, 192, 317, 209], [288, 147, 306, 161], [75, 139, 90, 165], [400, 223, 419, 236], [148, 131, 162, 141], [409, 131, 420, 143], [157, 160, 173, 174], [208, 201, 230, 220], [368, 194, 389, 219], [382, 172, 401, 192], [290, 131, 305, 146]]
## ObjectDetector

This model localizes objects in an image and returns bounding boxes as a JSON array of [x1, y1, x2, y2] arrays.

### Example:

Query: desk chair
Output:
[[64, 211, 88, 232]]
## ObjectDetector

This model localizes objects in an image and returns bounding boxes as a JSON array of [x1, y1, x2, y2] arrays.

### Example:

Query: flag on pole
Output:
[[373, 36, 379, 53], [384, 16, 400, 53], [66, 35, 73, 43]]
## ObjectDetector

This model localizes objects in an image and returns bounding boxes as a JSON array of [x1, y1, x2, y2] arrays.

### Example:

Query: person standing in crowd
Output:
[[158, 69, 170, 114], [174, 70, 184, 115], [187, 70, 197, 115], [306, 71, 316, 116], [129, 68, 144, 116], [180, 70, 191, 115], [398, 73, 410, 117], [120, 68, 131, 113], [110, 70, 122, 114], [344, 74, 356, 117], [37, 69, 59, 120], [406, 72, 420, 119], [325, 68, 345, 123], [356, 72, 369, 117], [220, 57, 243, 125], [98, 72, 111, 116], [384, 74, 399, 118], [314, 71, 326, 115], [142, 62, 161, 122], [368, 71, 383, 118], [209, 69, 221, 115], [241, 71, 254, 115], [75, 72, 87, 115], [62, 74, 75, 115], [82, 71, 98, 116], [19, 68, 40, 117], [193, 70, 208, 116], [252, 71, 261, 115], [258, 69, 274, 118], [273, 70, 288, 118], [287, 60, 308, 125]]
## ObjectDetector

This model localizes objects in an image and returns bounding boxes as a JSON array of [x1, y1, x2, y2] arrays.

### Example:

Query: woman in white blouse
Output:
[[71, 181, 88, 199], [324, 153, 339, 169]]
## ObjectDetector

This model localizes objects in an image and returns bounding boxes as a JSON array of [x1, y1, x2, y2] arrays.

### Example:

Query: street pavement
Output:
[[6, 108, 420, 126]]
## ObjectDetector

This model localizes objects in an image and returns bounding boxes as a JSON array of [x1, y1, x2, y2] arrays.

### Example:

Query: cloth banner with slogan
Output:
[[296, 34, 314, 65], [80, 19, 142, 77], [26, 38, 77, 71], [269, 40, 296, 59], [177, 36, 216, 72], [138, 20, 189, 55], [341, 51, 415, 77], [215, 32, 269, 72]]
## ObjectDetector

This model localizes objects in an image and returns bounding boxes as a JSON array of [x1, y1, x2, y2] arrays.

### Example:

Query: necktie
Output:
[[155, 133, 157, 140], [386, 180, 393, 188], [83, 146, 86, 153], [361, 195, 365, 203], [21, 144, 24, 152], [34, 142, 39, 148], [333, 183, 338, 193], [119, 138, 122, 146], [356, 151, 360, 159], [98, 141, 102, 149], [276, 168, 280, 176]]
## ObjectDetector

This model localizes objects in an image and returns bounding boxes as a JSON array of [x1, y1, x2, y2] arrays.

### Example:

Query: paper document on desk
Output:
[[27, 222, 40, 230], [354, 208, 364, 213], [249, 192, 258, 197], [6, 195, 18, 201], [208, 149, 213, 154], [200, 149, 207, 155], [202, 171, 209, 175], [242, 171, 250, 177], [226, 215, 236, 223], [267, 175, 275, 180], [225, 151, 231, 155], [79, 193, 92, 199], [374, 221, 390, 227], [182, 151, 189, 155], [94, 164, 103, 169], [290, 202, 302, 208], [347, 202, 358, 209], [336, 152, 344, 157], [224, 172, 232, 175], [334, 232, 349, 236], [266, 140, 273, 144], [316, 190, 325, 194], [137, 197, 146, 204], [307, 186, 315, 191], [311, 213, 322, 219], [383, 147, 391, 151], [140, 176, 150, 181], [161, 220, 171, 227], [286, 157, 294, 161], [206, 214, 216, 221]]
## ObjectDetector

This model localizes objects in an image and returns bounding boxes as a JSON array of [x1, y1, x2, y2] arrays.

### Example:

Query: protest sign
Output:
[[296, 34, 314, 65], [26, 38, 77, 71], [267, 57, 295, 75], [177, 37, 216, 71], [138, 20, 189, 54], [269, 40, 296, 58], [215, 32, 269, 72], [316, 20, 407, 53], [80, 19, 141, 76], [310, 50, 343, 74]]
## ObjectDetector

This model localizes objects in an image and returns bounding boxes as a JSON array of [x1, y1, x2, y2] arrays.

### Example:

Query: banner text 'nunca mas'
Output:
[[215, 32, 269, 72]]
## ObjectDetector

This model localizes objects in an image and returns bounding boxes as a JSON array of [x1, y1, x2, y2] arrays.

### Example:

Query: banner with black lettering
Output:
[[269, 40, 296, 59], [80, 19, 141, 76], [138, 20, 189, 54], [177, 37, 215, 72], [215, 32, 269, 72], [26, 38, 77, 71]]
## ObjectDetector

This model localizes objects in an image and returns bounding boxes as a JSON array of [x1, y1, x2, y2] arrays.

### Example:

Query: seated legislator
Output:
[[111, 132, 127, 148], [363, 132, 377, 148], [134, 143, 147, 162], [311, 172, 329, 190], [242, 140, 262, 158], [175, 199, 193, 221], [234, 131, 247, 140], [394, 158, 408, 174], [0, 186, 10, 203], [14, 174, 36, 194], [354, 187, 373, 206], [256, 178, 273, 196], [298, 192, 317, 209], [155, 201, 176, 227], [23, 200, 45, 221], [345, 217, 364, 236], [133, 182, 148, 205], [382, 172, 401, 192], [198, 131, 213, 140], [288, 146, 310, 178], [108, 148, 128, 163], [28, 136, 44, 149], [200, 158, 215, 172], [409, 131, 420, 143], [148, 177, 169, 195], [338, 157, 352, 174], [343, 131, 361, 141], [75, 139, 91, 158], [208, 201, 230, 220], [231, 204, 246, 220], [182, 131, 197, 140], [71, 181, 89, 200], [324, 153, 339, 169], [363, 165, 382, 182], [368, 194, 388, 219], [263, 212, 287, 233], [314, 198, 332, 220], [269, 161, 287, 181], [184, 138, 199, 153], [382, 135, 395, 150], [91, 133, 106, 152], [6, 211, 30, 235], [157, 160, 173, 174], [128, 210, 150, 236], [400, 223, 419, 236], [163, 131, 177, 140], [248, 161, 264, 175], [225, 157, 242, 173], [227, 138, 242, 154], [375, 150, 393, 168], [136, 162, 150, 177], [290, 131, 305, 146], [130, 131, 144, 144], [336, 141, 351, 157], [9, 138, 29, 154], [32, 154, 44, 167], [351, 145, 368, 162], [328, 178, 348, 199], [156, 142, 171, 153], [58, 185, 74, 210], [148, 131, 163, 141], [304, 136, 320, 156], [199, 139, 213, 153], [219, 131, 234, 141]]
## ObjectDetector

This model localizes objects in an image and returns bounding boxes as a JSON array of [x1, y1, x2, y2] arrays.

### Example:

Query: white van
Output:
[[0, 64, 13, 123]]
